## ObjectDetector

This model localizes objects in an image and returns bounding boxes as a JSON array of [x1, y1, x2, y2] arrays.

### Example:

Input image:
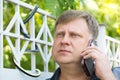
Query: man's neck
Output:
[[59, 64, 90, 80]]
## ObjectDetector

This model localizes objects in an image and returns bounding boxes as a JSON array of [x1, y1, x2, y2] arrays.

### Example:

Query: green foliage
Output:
[[80, 0, 120, 39]]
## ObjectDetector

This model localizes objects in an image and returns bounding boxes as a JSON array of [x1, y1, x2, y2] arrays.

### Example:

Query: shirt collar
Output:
[[50, 68, 99, 80]]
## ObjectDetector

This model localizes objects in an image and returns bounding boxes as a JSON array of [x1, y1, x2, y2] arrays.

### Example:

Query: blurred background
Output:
[[3, 0, 120, 72]]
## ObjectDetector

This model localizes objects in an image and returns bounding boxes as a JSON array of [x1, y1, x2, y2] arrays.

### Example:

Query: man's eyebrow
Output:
[[55, 30, 64, 33], [69, 30, 82, 34], [55, 30, 64, 35]]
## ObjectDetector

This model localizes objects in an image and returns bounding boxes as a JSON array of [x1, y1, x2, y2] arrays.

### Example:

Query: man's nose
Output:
[[61, 34, 70, 45]]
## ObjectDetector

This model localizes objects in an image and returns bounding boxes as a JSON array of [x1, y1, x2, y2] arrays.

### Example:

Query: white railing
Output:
[[1, 0, 55, 80], [106, 36, 120, 67], [0, 0, 120, 80], [2, 0, 55, 71], [0, 0, 3, 69]]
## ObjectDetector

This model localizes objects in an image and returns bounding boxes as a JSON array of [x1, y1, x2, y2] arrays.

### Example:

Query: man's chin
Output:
[[56, 59, 73, 65]]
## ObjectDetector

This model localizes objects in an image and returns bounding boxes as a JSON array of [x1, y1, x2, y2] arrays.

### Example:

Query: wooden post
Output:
[[97, 24, 106, 54]]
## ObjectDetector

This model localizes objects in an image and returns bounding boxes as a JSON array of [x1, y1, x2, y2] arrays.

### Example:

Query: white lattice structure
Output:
[[106, 36, 120, 67], [0, 0, 120, 80], [0, 0, 55, 80], [97, 25, 120, 67]]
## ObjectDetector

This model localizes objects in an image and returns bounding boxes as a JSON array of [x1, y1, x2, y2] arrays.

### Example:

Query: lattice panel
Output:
[[2, 2, 54, 72], [106, 36, 120, 67]]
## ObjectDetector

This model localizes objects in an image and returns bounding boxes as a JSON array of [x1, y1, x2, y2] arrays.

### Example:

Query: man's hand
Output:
[[80, 45, 116, 80]]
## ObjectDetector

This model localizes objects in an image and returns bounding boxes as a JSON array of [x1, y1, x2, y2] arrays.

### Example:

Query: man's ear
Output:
[[88, 39, 93, 46]]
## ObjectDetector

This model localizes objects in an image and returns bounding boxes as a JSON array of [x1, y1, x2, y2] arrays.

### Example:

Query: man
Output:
[[49, 10, 116, 80]]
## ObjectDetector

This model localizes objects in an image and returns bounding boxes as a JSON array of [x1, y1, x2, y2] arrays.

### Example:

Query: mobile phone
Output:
[[81, 58, 94, 76], [81, 39, 95, 77]]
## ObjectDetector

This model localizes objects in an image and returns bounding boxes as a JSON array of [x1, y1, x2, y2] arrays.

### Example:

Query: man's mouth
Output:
[[58, 50, 71, 54]]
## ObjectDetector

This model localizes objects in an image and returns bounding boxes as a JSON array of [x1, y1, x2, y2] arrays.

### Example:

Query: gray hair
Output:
[[55, 10, 99, 40]]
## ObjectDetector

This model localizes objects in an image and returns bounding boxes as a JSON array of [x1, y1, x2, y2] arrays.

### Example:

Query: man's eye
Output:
[[55, 33, 64, 38], [71, 34, 79, 38]]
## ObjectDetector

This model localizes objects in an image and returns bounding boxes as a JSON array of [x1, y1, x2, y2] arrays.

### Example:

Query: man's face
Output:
[[52, 18, 91, 64]]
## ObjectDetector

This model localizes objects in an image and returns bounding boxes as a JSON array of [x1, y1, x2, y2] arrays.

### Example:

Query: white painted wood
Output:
[[0, 0, 3, 69], [97, 24, 106, 53]]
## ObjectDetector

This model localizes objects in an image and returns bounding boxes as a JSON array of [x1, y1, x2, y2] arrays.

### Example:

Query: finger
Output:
[[81, 46, 95, 53], [90, 45, 104, 54], [81, 46, 103, 56], [80, 47, 97, 56], [83, 50, 98, 60], [83, 53, 91, 59]]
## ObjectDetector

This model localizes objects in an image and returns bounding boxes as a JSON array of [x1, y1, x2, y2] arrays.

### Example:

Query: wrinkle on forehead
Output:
[[55, 18, 90, 35]]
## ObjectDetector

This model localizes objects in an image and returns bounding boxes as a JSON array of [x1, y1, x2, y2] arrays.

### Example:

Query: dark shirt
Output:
[[47, 68, 100, 80], [47, 67, 120, 80]]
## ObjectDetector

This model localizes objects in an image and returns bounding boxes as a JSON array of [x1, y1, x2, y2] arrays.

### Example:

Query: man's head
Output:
[[52, 10, 99, 65], [55, 10, 99, 40]]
